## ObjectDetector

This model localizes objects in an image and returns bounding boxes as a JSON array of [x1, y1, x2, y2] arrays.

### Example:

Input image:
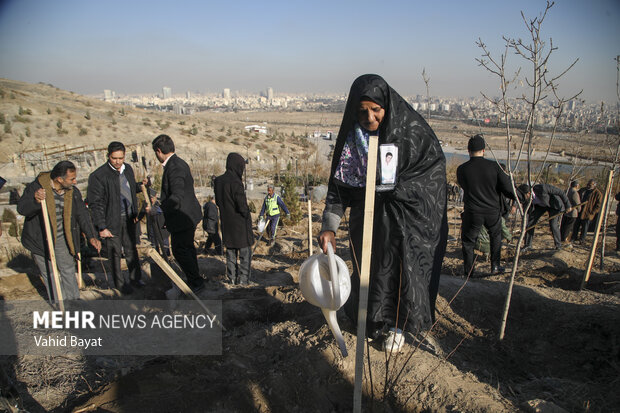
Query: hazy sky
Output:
[[0, 0, 618, 103]]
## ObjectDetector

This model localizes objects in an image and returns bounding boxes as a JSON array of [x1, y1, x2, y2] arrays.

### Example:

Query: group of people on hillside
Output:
[[18, 134, 294, 300], [14, 73, 614, 356], [457, 133, 606, 279]]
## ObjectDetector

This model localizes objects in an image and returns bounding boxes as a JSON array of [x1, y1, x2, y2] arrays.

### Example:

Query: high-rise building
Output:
[[162, 87, 172, 99], [568, 100, 576, 111], [186, 91, 191, 99], [223, 88, 231, 100], [103, 89, 115, 101], [267, 87, 274, 103]]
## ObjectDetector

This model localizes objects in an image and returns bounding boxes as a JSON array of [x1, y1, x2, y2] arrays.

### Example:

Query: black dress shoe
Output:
[[130, 279, 146, 288], [491, 265, 505, 275], [120, 284, 134, 295], [190, 282, 205, 294]]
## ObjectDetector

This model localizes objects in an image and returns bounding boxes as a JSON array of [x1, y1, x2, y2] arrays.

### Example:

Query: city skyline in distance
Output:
[[0, 0, 618, 104]]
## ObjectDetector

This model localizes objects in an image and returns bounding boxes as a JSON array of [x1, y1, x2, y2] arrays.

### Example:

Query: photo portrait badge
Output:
[[377, 144, 398, 192]]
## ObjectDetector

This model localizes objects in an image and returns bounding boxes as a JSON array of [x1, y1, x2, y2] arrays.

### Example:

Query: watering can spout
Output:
[[322, 308, 348, 357]]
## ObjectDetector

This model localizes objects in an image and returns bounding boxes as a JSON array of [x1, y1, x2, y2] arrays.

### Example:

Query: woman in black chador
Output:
[[319, 74, 447, 352]]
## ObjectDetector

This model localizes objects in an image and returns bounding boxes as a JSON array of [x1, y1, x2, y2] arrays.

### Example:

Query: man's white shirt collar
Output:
[[162, 153, 174, 167], [108, 162, 125, 174]]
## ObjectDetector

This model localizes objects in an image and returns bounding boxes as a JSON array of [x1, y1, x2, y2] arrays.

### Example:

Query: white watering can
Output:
[[299, 243, 351, 357]]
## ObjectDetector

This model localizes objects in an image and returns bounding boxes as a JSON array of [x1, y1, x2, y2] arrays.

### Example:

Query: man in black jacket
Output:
[[214, 153, 254, 285], [457, 135, 515, 277], [88, 141, 143, 294], [202, 195, 222, 255], [151, 134, 204, 292], [18, 161, 101, 302], [518, 183, 571, 250]]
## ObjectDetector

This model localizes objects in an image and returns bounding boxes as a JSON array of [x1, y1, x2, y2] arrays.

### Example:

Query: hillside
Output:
[[0, 79, 618, 413], [0, 78, 325, 193]]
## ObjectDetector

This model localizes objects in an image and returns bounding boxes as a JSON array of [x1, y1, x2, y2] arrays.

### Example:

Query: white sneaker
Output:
[[383, 328, 405, 353]]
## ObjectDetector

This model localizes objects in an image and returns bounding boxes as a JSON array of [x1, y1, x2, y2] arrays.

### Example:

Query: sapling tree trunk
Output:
[[476, 1, 581, 340]]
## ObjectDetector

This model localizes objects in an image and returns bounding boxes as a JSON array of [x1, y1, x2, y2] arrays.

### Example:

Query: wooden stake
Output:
[[147, 247, 225, 331], [307, 199, 313, 257], [581, 169, 614, 289], [40, 198, 64, 311], [76, 252, 83, 289], [599, 171, 616, 271], [141, 185, 152, 208], [353, 135, 379, 413]]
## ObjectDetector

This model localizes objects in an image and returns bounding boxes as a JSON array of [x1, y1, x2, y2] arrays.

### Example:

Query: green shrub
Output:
[[79, 128, 88, 136], [18, 106, 32, 115], [8, 221, 19, 237], [4, 121, 11, 134], [281, 175, 302, 224], [0, 113, 5, 124], [2, 208, 16, 222], [13, 115, 30, 123], [248, 201, 256, 213]]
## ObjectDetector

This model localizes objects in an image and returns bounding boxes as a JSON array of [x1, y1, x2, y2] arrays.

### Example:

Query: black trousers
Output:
[[461, 210, 502, 275], [615, 218, 620, 250], [170, 227, 202, 288], [525, 206, 562, 248], [106, 217, 142, 289], [205, 231, 222, 254], [561, 216, 577, 242], [572, 218, 592, 242]]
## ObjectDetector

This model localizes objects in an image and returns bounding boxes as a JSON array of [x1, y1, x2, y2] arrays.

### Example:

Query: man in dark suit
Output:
[[518, 183, 571, 250], [202, 195, 222, 255], [214, 153, 254, 285], [151, 134, 204, 292], [457, 135, 515, 277], [88, 141, 144, 294]]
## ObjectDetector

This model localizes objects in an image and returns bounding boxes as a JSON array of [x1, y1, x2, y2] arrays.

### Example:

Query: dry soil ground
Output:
[[1, 78, 618, 412], [0, 202, 619, 413]]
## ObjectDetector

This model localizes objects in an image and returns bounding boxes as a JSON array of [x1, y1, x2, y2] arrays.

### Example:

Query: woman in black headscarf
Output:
[[319, 74, 447, 351]]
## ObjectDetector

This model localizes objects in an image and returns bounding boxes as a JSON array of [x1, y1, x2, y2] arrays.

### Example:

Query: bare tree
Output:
[[476, 1, 581, 340], [598, 56, 620, 270]]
